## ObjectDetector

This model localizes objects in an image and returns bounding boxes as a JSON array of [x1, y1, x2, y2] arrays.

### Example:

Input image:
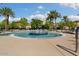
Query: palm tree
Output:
[[62, 16, 69, 29], [62, 16, 68, 22], [46, 14, 54, 30], [0, 7, 15, 31], [47, 10, 61, 30]]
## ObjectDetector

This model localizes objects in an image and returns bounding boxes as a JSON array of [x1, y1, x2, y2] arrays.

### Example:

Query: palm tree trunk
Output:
[[54, 19, 56, 30], [49, 19, 52, 31], [5, 15, 9, 31]]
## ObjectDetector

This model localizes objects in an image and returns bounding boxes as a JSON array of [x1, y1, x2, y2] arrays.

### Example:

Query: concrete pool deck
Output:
[[0, 32, 79, 56]]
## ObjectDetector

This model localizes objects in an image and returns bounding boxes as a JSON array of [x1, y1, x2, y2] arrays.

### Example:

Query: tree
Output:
[[20, 18, 28, 28], [0, 7, 15, 31], [62, 16, 68, 22], [31, 19, 43, 29], [9, 21, 18, 29], [0, 20, 7, 29], [47, 10, 61, 30], [0, 22, 1, 26], [42, 21, 50, 30], [62, 16, 69, 26], [58, 21, 65, 30], [66, 21, 76, 30]]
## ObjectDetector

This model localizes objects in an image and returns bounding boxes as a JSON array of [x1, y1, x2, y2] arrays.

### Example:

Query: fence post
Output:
[[75, 27, 78, 52]]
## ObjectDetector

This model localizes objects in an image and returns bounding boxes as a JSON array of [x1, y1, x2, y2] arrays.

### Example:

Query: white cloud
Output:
[[68, 15, 79, 21], [29, 14, 47, 20], [0, 17, 21, 22], [0, 14, 47, 24], [10, 18, 21, 22], [60, 3, 79, 10], [38, 5, 44, 10], [28, 14, 47, 24]]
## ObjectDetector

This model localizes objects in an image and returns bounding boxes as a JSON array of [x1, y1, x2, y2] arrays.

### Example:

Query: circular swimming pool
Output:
[[12, 31, 62, 39]]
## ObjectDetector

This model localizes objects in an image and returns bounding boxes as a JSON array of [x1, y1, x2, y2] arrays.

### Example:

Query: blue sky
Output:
[[0, 3, 79, 22]]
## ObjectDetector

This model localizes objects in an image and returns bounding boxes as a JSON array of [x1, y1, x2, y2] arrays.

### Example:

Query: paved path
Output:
[[0, 33, 78, 56]]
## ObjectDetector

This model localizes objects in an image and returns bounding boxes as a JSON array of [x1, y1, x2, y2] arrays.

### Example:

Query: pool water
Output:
[[12, 32, 62, 39]]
